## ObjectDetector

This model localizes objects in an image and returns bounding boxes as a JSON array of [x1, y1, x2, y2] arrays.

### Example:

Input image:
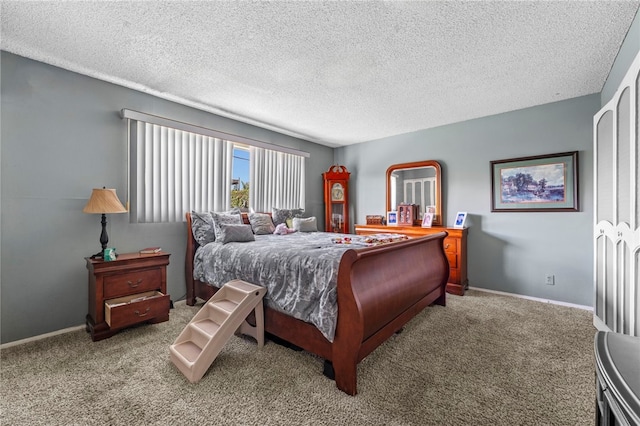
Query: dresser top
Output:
[[355, 223, 467, 237]]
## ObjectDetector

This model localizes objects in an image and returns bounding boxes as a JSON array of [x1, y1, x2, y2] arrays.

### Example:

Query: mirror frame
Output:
[[386, 160, 442, 226]]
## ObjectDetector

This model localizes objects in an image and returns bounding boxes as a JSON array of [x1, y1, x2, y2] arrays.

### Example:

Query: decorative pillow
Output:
[[190, 211, 216, 245], [211, 210, 242, 240], [272, 207, 305, 227], [274, 223, 297, 235], [248, 212, 275, 235], [217, 224, 255, 244], [222, 207, 242, 216], [292, 216, 318, 232]]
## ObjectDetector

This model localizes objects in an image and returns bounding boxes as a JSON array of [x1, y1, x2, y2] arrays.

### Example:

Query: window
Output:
[[123, 109, 308, 223], [231, 146, 250, 210]]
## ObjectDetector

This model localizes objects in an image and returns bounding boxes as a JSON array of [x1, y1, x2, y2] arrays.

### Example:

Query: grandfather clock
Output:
[[323, 165, 350, 233]]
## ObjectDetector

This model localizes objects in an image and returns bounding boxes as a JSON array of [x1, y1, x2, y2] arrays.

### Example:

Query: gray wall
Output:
[[0, 52, 333, 344], [335, 94, 599, 307]]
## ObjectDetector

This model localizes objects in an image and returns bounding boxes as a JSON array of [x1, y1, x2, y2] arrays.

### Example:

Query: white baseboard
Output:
[[0, 325, 85, 350], [468, 286, 593, 312], [592, 314, 612, 332]]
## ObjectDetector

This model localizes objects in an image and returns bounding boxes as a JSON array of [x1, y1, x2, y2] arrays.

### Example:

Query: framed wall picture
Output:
[[422, 212, 433, 228], [454, 212, 467, 228], [490, 151, 578, 212], [386, 211, 398, 226]]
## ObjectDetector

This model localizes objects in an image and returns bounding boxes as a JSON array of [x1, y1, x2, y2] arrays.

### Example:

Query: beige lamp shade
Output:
[[83, 188, 127, 214]]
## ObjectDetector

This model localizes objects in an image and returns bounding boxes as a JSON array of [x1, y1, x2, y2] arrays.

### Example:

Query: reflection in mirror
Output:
[[386, 160, 442, 226]]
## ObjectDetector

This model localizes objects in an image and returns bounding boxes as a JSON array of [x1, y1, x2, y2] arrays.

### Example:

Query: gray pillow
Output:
[[211, 210, 242, 240], [292, 216, 318, 232], [248, 212, 275, 235], [190, 211, 216, 245], [272, 207, 304, 226], [217, 224, 255, 244]]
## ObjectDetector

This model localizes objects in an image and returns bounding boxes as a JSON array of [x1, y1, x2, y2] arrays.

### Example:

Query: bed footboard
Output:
[[332, 233, 448, 395]]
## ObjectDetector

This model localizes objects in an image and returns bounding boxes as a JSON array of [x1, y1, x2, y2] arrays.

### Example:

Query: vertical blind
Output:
[[130, 121, 233, 223], [249, 146, 306, 212], [124, 109, 308, 223]]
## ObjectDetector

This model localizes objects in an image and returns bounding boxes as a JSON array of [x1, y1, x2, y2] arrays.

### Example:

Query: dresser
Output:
[[354, 224, 468, 295], [85, 251, 171, 341]]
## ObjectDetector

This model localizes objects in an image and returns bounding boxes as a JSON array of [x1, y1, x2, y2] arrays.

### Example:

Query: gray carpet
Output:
[[1, 290, 595, 425]]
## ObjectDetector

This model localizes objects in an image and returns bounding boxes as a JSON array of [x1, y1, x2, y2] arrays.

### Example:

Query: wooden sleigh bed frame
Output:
[[184, 212, 449, 395]]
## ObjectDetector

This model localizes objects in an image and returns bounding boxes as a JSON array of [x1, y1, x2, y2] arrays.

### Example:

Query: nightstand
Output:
[[85, 251, 171, 341]]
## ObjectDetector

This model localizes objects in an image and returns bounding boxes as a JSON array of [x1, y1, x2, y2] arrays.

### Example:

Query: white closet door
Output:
[[593, 52, 640, 337]]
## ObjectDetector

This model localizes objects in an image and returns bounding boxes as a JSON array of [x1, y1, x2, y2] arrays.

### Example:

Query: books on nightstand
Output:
[[139, 247, 162, 254]]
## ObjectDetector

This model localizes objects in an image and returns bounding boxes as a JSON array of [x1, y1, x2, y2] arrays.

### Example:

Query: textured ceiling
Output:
[[1, 1, 639, 147]]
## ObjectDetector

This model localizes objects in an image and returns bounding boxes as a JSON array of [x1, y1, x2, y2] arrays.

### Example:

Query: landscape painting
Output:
[[491, 152, 578, 212]]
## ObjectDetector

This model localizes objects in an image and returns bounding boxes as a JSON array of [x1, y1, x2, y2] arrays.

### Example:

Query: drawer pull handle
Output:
[[127, 279, 143, 288], [134, 307, 151, 317], [444, 244, 450, 249]]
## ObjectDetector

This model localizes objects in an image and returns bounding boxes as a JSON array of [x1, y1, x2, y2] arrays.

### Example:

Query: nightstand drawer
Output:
[[104, 269, 162, 298], [446, 253, 458, 268], [448, 269, 459, 284], [105, 291, 170, 329]]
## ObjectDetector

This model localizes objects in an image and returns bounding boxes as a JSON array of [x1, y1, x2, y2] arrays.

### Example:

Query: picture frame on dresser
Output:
[[422, 212, 433, 228], [454, 212, 467, 228], [386, 211, 398, 226]]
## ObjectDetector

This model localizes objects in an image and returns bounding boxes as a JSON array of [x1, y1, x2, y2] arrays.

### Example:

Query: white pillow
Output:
[[292, 216, 317, 232]]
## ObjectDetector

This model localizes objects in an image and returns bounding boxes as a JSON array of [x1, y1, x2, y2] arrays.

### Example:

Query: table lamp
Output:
[[83, 187, 127, 258]]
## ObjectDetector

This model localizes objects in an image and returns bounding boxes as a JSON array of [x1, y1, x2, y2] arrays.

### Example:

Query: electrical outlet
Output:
[[545, 274, 555, 285]]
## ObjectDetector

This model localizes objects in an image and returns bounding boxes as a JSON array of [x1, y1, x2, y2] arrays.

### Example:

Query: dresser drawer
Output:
[[104, 269, 162, 298], [443, 238, 458, 254], [105, 291, 170, 329], [446, 253, 458, 268]]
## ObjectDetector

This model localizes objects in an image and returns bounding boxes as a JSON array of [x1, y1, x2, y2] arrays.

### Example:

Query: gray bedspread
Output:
[[193, 232, 410, 342], [193, 232, 352, 342]]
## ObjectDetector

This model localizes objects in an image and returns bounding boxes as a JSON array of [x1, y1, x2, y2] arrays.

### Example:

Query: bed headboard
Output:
[[184, 212, 199, 296], [185, 211, 255, 253]]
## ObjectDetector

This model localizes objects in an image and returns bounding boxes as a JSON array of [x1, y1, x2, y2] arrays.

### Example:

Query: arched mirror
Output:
[[386, 160, 442, 226]]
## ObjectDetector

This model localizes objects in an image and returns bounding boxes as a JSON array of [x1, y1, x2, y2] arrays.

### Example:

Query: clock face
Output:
[[331, 183, 344, 201]]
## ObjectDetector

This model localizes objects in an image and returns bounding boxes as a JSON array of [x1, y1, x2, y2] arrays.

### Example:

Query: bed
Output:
[[184, 212, 449, 395]]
